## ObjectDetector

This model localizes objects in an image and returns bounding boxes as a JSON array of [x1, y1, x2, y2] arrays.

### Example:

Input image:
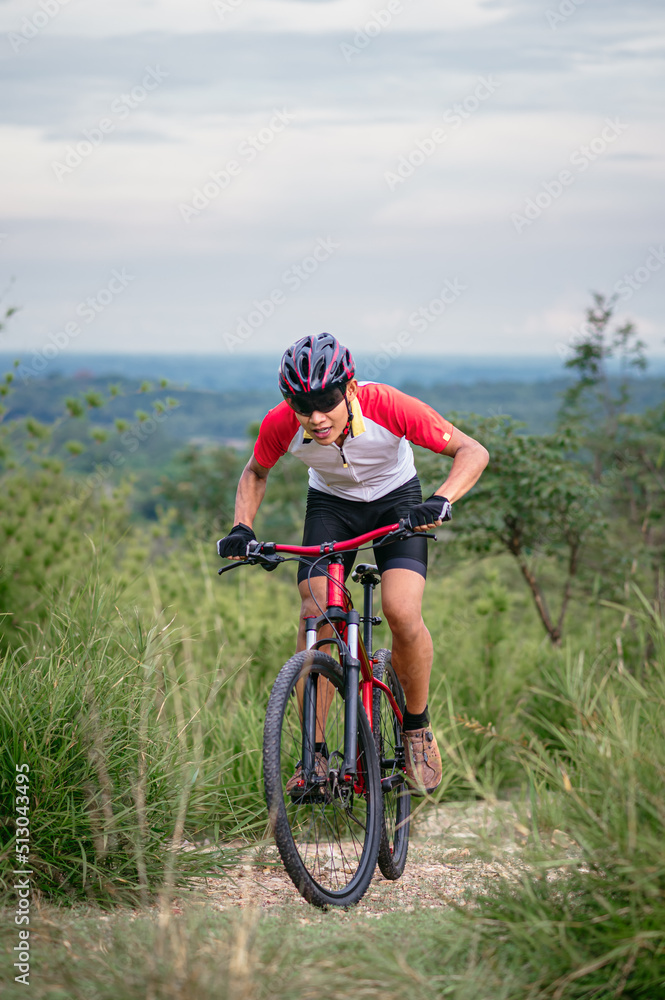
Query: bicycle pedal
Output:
[[289, 785, 330, 805], [381, 774, 405, 792]]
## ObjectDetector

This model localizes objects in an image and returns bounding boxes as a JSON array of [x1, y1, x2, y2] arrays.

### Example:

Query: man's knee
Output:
[[382, 600, 423, 640], [298, 581, 326, 623], [300, 596, 319, 620]]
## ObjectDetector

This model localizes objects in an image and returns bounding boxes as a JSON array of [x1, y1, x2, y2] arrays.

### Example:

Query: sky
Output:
[[0, 0, 664, 364]]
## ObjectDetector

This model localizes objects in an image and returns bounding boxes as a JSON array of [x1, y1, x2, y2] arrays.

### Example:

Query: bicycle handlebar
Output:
[[217, 519, 436, 575]]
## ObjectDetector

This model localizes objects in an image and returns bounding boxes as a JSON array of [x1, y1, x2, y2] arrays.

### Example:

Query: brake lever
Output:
[[218, 560, 248, 575], [374, 523, 438, 547], [218, 540, 285, 575], [398, 517, 439, 541]]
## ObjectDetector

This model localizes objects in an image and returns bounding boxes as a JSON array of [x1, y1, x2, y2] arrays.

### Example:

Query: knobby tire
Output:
[[263, 649, 383, 908], [373, 648, 411, 879]]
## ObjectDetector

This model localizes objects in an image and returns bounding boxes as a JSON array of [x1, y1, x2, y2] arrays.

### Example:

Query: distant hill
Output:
[[7, 352, 662, 392], [4, 370, 664, 443]]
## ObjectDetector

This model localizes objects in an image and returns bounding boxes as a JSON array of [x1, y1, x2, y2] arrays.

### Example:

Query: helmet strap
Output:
[[344, 390, 355, 439]]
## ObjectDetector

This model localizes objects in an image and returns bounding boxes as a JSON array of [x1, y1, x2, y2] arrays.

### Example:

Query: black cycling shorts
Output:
[[297, 475, 427, 585]]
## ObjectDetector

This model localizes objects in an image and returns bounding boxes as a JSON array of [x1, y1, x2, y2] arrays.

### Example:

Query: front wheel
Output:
[[263, 649, 382, 908], [373, 648, 411, 879]]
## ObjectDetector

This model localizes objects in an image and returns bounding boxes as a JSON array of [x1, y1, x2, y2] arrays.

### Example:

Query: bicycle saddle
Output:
[[352, 563, 381, 586]]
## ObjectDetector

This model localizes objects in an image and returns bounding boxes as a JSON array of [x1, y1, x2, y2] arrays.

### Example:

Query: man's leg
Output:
[[380, 568, 431, 713], [380, 567, 442, 794]]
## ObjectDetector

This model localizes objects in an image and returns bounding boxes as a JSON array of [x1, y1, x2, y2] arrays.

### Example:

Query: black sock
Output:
[[315, 741, 328, 757], [402, 705, 430, 731]]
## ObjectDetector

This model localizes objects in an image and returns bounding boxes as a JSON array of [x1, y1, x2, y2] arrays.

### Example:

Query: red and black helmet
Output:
[[278, 333, 355, 396]]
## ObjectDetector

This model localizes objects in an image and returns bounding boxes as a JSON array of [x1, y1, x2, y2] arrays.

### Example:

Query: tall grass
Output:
[[0, 571, 247, 903], [470, 587, 665, 997]]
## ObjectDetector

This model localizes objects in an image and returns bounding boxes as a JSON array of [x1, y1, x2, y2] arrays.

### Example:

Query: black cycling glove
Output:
[[406, 494, 452, 529], [217, 523, 256, 558]]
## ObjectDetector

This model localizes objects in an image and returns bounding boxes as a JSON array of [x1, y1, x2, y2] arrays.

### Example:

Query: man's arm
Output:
[[408, 426, 489, 532], [217, 455, 271, 560], [233, 455, 271, 528], [435, 427, 489, 503]]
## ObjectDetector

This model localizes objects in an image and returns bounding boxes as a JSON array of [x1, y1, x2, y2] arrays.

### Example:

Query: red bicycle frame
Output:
[[271, 522, 405, 735], [219, 519, 418, 795]]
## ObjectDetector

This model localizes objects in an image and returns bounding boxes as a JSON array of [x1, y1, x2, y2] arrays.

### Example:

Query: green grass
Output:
[[0, 573, 249, 903]]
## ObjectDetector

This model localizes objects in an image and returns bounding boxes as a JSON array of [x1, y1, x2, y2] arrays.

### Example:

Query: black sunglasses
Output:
[[284, 387, 346, 416]]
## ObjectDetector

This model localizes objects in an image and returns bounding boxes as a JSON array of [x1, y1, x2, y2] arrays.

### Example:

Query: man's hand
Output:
[[217, 523, 256, 559], [406, 495, 452, 531]]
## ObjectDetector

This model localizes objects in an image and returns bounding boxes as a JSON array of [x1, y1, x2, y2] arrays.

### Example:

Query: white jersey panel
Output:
[[287, 418, 417, 501]]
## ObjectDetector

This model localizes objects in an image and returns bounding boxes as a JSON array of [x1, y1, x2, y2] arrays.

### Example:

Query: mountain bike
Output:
[[218, 520, 435, 908]]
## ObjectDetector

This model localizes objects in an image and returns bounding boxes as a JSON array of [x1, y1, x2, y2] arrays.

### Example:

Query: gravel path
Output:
[[184, 800, 572, 914]]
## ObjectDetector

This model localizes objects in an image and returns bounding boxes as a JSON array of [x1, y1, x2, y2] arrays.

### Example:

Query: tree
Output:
[[559, 291, 647, 482], [424, 415, 603, 645], [558, 292, 663, 579]]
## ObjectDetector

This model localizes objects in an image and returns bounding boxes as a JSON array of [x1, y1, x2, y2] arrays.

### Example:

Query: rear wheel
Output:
[[263, 649, 382, 908], [373, 648, 410, 879]]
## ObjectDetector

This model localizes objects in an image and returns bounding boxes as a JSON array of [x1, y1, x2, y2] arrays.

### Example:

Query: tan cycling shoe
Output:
[[401, 727, 442, 795], [285, 751, 329, 795]]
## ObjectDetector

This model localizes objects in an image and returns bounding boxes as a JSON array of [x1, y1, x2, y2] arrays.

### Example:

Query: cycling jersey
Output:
[[254, 382, 454, 502], [298, 476, 428, 584]]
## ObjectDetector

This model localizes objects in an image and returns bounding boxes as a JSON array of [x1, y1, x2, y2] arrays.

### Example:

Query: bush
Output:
[[0, 580, 242, 904]]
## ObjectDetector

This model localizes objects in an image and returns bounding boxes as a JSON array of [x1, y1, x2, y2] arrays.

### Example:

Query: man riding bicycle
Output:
[[217, 333, 489, 794]]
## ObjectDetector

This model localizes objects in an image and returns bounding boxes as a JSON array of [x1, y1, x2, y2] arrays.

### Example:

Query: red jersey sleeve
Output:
[[358, 383, 454, 453], [253, 402, 301, 469]]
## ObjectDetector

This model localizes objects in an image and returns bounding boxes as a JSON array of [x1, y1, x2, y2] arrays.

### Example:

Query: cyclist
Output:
[[217, 333, 489, 794]]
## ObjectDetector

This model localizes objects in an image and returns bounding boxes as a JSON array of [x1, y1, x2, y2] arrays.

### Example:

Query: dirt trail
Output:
[[184, 801, 569, 914]]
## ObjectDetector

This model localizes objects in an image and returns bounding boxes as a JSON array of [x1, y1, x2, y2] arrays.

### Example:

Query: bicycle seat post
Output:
[[351, 564, 381, 654], [363, 576, 375, 654]]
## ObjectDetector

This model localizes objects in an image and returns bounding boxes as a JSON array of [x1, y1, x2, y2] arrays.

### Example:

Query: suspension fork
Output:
[[342, 608, 361, 780], [361, 575, 378, 726], [362, 575, 375, 653]]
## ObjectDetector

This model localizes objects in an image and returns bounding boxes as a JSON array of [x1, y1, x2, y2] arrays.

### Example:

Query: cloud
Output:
[[0, 0, 663, 357]]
